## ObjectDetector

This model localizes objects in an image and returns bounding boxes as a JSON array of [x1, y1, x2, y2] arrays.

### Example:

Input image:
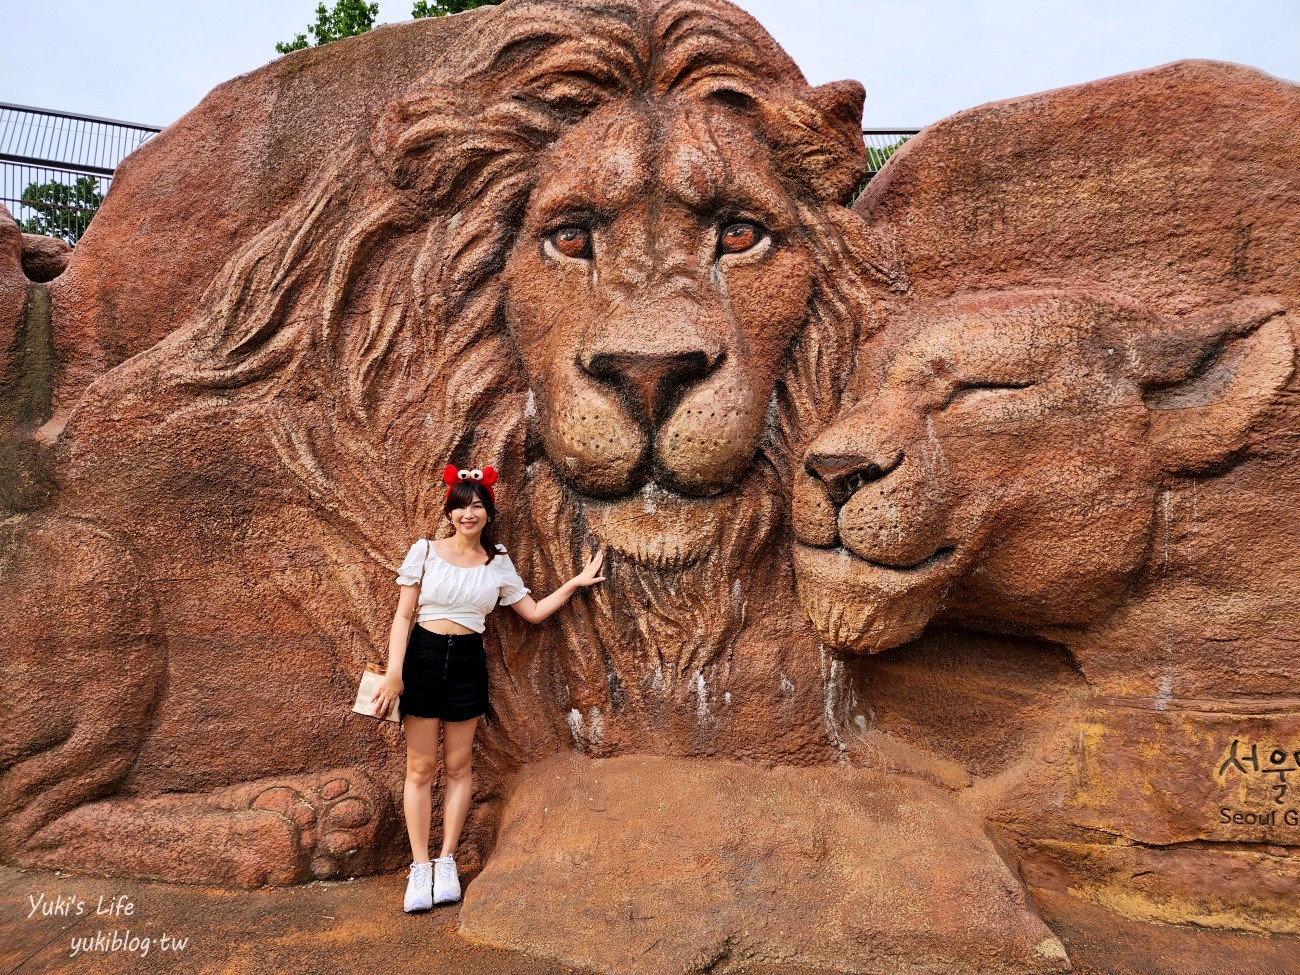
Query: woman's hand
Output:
[[509, 548, 606, 624], [569, 547, 606, 588], [372, 673, 404, 719]]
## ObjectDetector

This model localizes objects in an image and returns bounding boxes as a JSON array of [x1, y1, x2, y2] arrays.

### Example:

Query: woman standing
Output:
[[372, 464, 605, 912]]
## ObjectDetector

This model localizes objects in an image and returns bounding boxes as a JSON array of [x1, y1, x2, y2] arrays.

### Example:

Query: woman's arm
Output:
[[510, 548, 605, 625], [373, 583, 419, 718]]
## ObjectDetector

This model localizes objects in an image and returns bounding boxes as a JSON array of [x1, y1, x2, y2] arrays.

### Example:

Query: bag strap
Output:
[[396, 540, 430, 653]]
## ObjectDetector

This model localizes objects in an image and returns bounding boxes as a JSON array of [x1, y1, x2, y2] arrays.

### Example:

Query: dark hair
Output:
[[443, 480, 500, 562]]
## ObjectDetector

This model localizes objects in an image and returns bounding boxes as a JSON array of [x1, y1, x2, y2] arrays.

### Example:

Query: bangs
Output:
[[444, 479, 496, 514]]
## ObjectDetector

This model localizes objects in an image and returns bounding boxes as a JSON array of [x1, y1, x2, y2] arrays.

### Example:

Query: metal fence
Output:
[[864, 129, 918, 177], [0, 102, 161, 241]]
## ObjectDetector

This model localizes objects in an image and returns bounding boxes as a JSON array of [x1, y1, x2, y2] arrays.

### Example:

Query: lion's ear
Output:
[[1136, 299, 1295, 474], [809, 80, 866, 131], [806, 80, 868, 204], [755, 79, 866, 206]]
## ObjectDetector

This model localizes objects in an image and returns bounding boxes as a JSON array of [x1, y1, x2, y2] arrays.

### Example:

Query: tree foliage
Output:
[[276, 0, 379, 53], [411, 0, 495, 16], [19, 176, 103, 245]]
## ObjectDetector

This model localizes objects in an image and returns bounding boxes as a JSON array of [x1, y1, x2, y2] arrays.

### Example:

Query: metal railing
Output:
[[0, 103, 161, 241], [864, 129, 919, 177]]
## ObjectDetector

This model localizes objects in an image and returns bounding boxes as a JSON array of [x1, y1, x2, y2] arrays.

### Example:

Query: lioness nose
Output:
[[804, 450, 903, 506], [584, 349, 723, 427]]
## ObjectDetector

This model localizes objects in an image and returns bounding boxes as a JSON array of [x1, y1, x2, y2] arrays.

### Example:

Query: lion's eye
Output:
[[549, 227, 592, 259], [718, 222, 763, 255]]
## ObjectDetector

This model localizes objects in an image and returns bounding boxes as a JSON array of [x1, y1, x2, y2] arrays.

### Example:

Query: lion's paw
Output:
[[218, 768, 388, 880]]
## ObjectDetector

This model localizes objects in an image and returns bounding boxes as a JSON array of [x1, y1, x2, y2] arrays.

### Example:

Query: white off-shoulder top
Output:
[[394, 539, 531, 633]]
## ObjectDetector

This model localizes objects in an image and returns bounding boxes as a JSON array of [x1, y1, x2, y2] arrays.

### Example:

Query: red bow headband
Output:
[[443, 464, 498, 502]]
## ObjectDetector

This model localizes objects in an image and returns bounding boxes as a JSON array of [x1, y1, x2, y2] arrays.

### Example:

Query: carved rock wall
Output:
[[3, 0, 873, 895], [2, 1, 1298, 970]]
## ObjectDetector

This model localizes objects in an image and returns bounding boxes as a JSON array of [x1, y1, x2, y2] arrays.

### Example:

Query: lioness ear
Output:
[[1137, 299, 1295, 473], [808, 80, 867, 131]]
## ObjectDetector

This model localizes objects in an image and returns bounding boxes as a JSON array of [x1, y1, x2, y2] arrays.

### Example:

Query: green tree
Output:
[[276, 0, 379, 53], [411, 0, 495, 16], [18, 176, 103, 245]]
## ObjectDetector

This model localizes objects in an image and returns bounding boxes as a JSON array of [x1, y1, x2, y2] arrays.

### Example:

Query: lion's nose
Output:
[[583, 349, 724, 428], [804, 450, 903, 506]]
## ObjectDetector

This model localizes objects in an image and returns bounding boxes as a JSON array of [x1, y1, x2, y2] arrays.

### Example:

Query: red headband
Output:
[[443, 464, 498, 502]]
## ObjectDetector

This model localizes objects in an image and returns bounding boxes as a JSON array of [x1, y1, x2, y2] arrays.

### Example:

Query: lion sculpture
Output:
[[0, 0, 889, 886]]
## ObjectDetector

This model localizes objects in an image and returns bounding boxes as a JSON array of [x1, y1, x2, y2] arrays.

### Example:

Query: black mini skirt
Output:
[[400, 625, 490, 725]]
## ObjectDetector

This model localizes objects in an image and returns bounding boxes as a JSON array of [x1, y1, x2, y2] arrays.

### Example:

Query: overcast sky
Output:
[[2, 1, 1296, 129]]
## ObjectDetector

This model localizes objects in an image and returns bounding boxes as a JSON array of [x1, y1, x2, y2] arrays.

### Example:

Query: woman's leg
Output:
[[402, 715, 441, 863], [437, 716, 479, 857]]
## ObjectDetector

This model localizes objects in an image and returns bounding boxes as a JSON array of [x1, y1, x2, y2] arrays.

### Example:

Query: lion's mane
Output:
[[151, 0, 898, 755]]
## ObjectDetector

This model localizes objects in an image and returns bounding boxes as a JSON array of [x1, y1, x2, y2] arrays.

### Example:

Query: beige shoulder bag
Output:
[[352, 662, 400, 723]]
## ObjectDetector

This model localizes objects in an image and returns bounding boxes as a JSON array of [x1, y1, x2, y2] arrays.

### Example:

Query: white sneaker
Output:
[[433, 855, 461, 904], [403, 861, 433, 912]]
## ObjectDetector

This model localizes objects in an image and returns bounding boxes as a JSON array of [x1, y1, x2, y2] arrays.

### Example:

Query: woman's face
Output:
[[448, 496, 488, 538]]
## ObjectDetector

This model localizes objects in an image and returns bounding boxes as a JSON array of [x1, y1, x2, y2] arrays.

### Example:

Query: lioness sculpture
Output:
[[794, 289, 1296, 672], [792, 58, 1300, 936], [785, 59, 1300, 941], [792, 286, 1300, 932]]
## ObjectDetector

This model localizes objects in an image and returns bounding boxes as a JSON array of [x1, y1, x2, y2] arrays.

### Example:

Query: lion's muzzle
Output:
[[541, 312, 769, 499], [792, 411, 963, 651], [582, 348, 723, 433]]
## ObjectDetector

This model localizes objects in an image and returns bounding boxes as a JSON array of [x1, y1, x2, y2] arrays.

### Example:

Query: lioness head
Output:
[[793, 290, 1295, 652]]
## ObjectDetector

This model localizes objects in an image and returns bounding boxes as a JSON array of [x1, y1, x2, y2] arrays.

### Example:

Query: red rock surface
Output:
[[3, 0, 1298, 967], [19, 233, 71, 283], [41, 7, 499, 438], [461, 753, 1069, 975]]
